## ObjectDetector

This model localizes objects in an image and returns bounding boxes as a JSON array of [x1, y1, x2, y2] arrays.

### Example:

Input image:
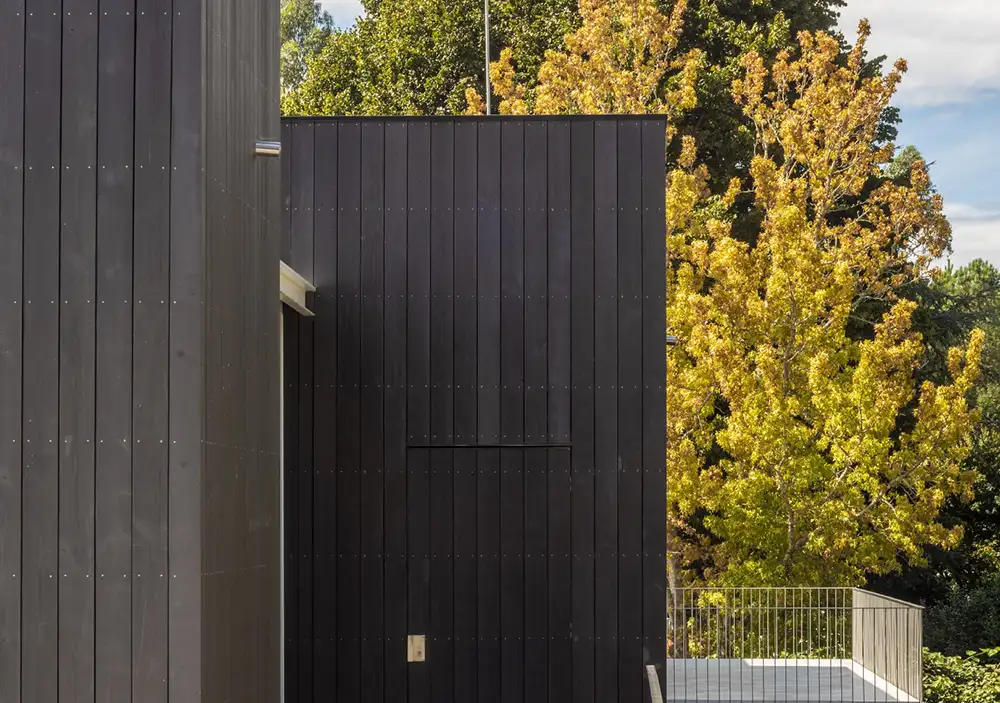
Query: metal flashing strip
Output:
[[279, 261, 316, 317], [255, 139, 281, 156]]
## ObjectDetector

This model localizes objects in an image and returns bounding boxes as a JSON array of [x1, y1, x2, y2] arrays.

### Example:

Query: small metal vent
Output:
[[255, 139, 281, 157]]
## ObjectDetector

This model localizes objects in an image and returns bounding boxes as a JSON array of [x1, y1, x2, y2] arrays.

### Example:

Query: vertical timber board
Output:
[[133, 1, 172, 699], [569, 119, 597, 703], [477, 120, 501, 446], [360, 119, 386, 703], [499, 120, 525, 703], [383, 119, 408, 701], [548, 122, 572, 443], [22, 2, 62, 699], [59, 0, 98, 698], [283, 312, 302, 703], [640, 120, 667, 682], [476, 120, 502, 703], [453, 122, 479, 446], [260, 1, 284, 694], [169, 0, 203, 699], [245, 3, 263, 692], [312, 119, 338, 701], [254, 3, 274, 700], [546, 120, 572, 703], [282, 120, 293, 262], [617, 120, 644, 703], [0, 0, 25, 698], [98, 0, 136, 699], [593, 118, 619, 701], [291, 121, 315, 281], [205, 0, 236, 695], [429, 122, 456, 445], [201, 0, 221, 692], [452, 120, 479, 703], [336, 119, 362, 703], [429, 120, 455, 703], [297, 317, 316, 701], [476, 448, 501, 703], [252, 2, 283, 696], [406, 119, 432, 703], [522, 120, 549, 703]]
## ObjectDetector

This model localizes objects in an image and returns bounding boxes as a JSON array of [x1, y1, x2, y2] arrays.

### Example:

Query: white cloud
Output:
[[838, 0, 1000, 107], [943, 203, 1000, 266], [320, 0, 363, 26]]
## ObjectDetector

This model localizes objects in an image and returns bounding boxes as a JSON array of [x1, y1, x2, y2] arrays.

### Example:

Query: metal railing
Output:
[[664, 587, 922, 701]]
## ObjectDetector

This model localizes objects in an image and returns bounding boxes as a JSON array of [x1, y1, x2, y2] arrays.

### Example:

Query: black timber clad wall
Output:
[[0, 1, 280, 701], [202, 0, 282, 702], [281, 116, 667, 703]]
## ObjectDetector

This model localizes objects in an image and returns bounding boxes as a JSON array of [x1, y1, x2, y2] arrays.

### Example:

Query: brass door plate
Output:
[[407, 634, 426, 662]]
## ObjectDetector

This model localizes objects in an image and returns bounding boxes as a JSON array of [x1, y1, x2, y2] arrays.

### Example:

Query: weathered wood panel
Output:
[[548, 120, 574, 703], [312, 118, 339, 701], [132, 3, 172, 698], [382, 118, 409, 703], [361, 119, 386, 703], [96, 2, 136, 701], [22, 3, 64, 698], [453, 119, 480, 703], [523, 120, 549, 703], [429, 120, 455, 703], [336, 119, 363, 702], [0, 1, 26, 698], [200, 0, 282, 699], [59, 1, 99, 698], [5, 1, 281, 700]]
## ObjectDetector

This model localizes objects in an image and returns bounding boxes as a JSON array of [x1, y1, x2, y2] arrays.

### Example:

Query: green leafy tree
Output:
[[281, 0, 334, 92], [280, 0, 845, 117], [924, 577, 1000, 656], [282, 0, 577, 115], [675, 0, 847, 189]]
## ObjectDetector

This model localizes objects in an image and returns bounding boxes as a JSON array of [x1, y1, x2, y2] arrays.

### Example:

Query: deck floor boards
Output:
[[663, 660, 899, 702]]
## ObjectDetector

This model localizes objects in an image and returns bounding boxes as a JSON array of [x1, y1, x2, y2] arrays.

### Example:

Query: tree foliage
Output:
[[924, 576, 1000, 656], [281, 0, 333, 92], [675, 0, 849, 193], [282, 0, 578, 115], [479, 0, 699, 122], [665, 24, 982, 586], [280, 0, 846, 120], [923, 648, 1000, 703], [869, 259, 1000, 603]]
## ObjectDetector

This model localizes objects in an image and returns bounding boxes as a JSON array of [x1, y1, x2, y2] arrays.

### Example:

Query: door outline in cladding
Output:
[[402, 444, 571, 686]]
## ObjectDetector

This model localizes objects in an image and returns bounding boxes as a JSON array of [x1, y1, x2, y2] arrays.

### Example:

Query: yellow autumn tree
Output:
[[668, 23, 982, 586], [471, 1, 983, 587], [466, 0, 701, 144]]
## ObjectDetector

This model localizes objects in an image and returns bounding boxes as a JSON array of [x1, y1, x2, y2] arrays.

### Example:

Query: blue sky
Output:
[[321, 0, 999, 266], [321, 0, 362, 27]]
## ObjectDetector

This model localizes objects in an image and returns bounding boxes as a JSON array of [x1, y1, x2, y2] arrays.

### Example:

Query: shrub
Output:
[[924, 576, 1000, 655], [923, 648, 1000, 703]]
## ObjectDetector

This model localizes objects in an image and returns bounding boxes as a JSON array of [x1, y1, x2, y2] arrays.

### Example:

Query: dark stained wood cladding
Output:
[[0, 1, 280, 700], [201, 0, 282, 701], [282, 116, 667, 703]]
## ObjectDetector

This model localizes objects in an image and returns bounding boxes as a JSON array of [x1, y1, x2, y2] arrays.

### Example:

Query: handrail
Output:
[[665, 586, 923, 701]]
